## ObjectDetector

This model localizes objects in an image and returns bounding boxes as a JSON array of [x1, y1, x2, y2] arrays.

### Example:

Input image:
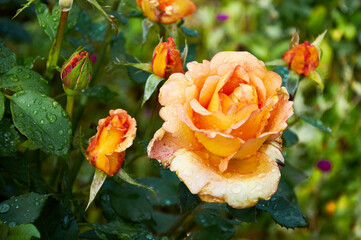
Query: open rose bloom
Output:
[[86, 109, 137, 177], [148, 52, 294, 208], [136, 0, 196, 24]]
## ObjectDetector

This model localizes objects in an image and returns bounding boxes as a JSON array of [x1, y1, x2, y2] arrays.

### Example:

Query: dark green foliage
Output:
[[81, 85, 118, 102], [10, 91, 71, 156], [300, 115, 332, 135], [0, 192, 49, 225], [0, 41, 16, 74], [0, 118, 19, 156], [179, 182, 201, 214], [0, 66, 50, 95], [282, 129, 299, 147]]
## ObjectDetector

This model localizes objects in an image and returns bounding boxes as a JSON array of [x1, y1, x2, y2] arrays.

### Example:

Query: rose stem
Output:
[[66, 95, 74, 119], [44, 10, 69, 80], [71, 0, 119, 133]]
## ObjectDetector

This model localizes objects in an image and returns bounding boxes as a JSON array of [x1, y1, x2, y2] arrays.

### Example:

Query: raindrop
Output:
[[46, 113, 57, 123], [53, 25, 58, 30], [40, 119, 45, 124], [25, 73, 31, 79], [41, 24, 46, 28], [35, 202, 40, 206], [61, 111, 68, 118], [0, 203, 10, 213], [8, 222, 16, 227], [52, 101, 59, 108], [48, 145, 55, 151], [10, 74, 19, 82], [146, 234, 153, 240], [18, 112, 24, 118], [38, 101, 42, 105], [58, 130, 64, 135], [231, 184, 242, 194], [41, 106, 46, 111], [52, 17, 58, 22], [68, 129, 72, 135], [15, 205, 19, 209], [165, 200, 171, 206], [17, 68, 23, 73]]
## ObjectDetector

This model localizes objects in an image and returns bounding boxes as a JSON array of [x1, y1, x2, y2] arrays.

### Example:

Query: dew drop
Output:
[[40, 119, 45, 124], [58, 130, 63, 135], [10, 74, 19, 82], [52, 101, 59, 108], [231, 184, 242, 194], [183, 168, 192, 177], [8, 222, 16, 227], [48, 145, 54, 151], [17, 68, 23, 73], [25, 73, 31, 79], [46, 113, 56, 123], [0, 203, 10, 213], [18, 112, 24, 118], [15, 205, 19, 209], [67, 129, 72, 135], [35, 202, 40, 206]]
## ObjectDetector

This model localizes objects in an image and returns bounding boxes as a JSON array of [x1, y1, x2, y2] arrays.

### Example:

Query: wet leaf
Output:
[[12, 0, 36, 19], [86, 0, 118, 36], [282, 129, 299, 147], [142, 18, 154, 44], [0, 92, 4, 120], [0, 118, 20, 156], [180, 26, 200, 37], [0, 66, 50, 95], [116, 169, 156, 196], [0, 42, 16, 75], [10, 91, 71, 156], [0, 192, 49, 225], [179, 182, 201, 214], [308, 71, 324, 90]]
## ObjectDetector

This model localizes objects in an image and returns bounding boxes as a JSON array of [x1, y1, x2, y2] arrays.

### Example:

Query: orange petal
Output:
[[249, 73, 266, 108], [260, 71, 282, 99], [208, 69, 233, 112], [199, 76, 220, 108], [159, 73, 189, 106], [195, 132, 243, 157], [185, 60, 211, 90]]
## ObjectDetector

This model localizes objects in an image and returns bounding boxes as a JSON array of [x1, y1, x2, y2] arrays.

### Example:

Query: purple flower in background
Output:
[[317, 159, 332, 173], [216, 13, 229, 22]]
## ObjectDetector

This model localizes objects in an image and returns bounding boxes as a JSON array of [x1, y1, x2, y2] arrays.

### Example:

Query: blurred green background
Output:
[[1, 0, 361, 239]]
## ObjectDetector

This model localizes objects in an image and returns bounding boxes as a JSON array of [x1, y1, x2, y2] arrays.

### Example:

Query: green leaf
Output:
[[93, 220, 147, 239], [35, 2, 80, 41], [0, 66, 50, 95], [0, 192, 49, 226], [126, 54, 151, 83], [0, 42, 16, 75], [142, 74, 165, 106], [6, 224, 40, 240], [289, 32, 300, 48], [265, 59, 285, 66], [101, 180, 153, 222], [151, 211, 178, 234], [282, 129, 299, 147], [81, 85, 118, 102], [164, 23, 178, 40], [188, 226, 235, 240], [281, 163, 308, 187], [256, 186, 308, 228], [21, 139, 40, 150], [274, 66, 300, 96], [0, 118, 20, 156], [228, 206, 257, 223], [86, 169, 107, 211], [181, 42, 188, 66], [110, 33, 126, 63], [116, 169, 156, 196], [12, 0, 37, 19], [179, 182, 201, 214], [124, 63, 153, 73], [300, 115, 332, 135], [180, 26, 200, 37], [0, 92, 4, 120], [195, 209, 237, 229], [86, 0, 118, 36], [10, 91, 71, 156], [308, 71, 324, 90], [142, 18, 154, 44]]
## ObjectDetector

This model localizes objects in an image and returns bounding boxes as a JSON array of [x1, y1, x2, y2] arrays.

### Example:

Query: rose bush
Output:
[[86, 109, 137, 176], [148, 51, 294, 208]]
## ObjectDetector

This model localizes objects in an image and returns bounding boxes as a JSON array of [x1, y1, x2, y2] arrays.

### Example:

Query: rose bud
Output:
[[61, 50, 92, 96], [136, 0, 196, 24], [152, 37, 184, 78], [86, 109, 137, 176], [59, 0, 73, 12], [282, 41, 319, 76]]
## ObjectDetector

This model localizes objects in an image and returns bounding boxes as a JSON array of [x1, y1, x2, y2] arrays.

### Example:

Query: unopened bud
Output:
[[59, 0, 73, 12], [61, 50, 92, 96]]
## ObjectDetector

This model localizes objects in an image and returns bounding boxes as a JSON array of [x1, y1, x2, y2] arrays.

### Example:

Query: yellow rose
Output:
[[148, 52, 294, 208], [86, 109, 137, 176]]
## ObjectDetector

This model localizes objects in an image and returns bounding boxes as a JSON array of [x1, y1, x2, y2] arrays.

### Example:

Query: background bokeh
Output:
[[1, 0, 361, 239]]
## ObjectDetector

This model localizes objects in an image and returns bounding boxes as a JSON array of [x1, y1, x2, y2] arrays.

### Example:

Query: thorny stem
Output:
[[45, 10, 69, 80]]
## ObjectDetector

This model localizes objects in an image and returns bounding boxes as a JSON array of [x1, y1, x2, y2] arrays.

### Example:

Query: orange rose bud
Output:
[[152, 37, 184, 78], [282, 41, 319, 76], [136, 0, 196, 24], [86, 109, 137, 176]]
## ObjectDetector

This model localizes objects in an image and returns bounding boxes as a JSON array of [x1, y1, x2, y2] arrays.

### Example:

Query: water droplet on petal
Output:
[[231, 184, 242, 194]]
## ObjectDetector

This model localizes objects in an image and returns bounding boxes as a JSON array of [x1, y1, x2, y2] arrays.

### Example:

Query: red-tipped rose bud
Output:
[[282, 41, 319, 76], [61, 50, 92, 96], [152, 37, 184, 78]]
